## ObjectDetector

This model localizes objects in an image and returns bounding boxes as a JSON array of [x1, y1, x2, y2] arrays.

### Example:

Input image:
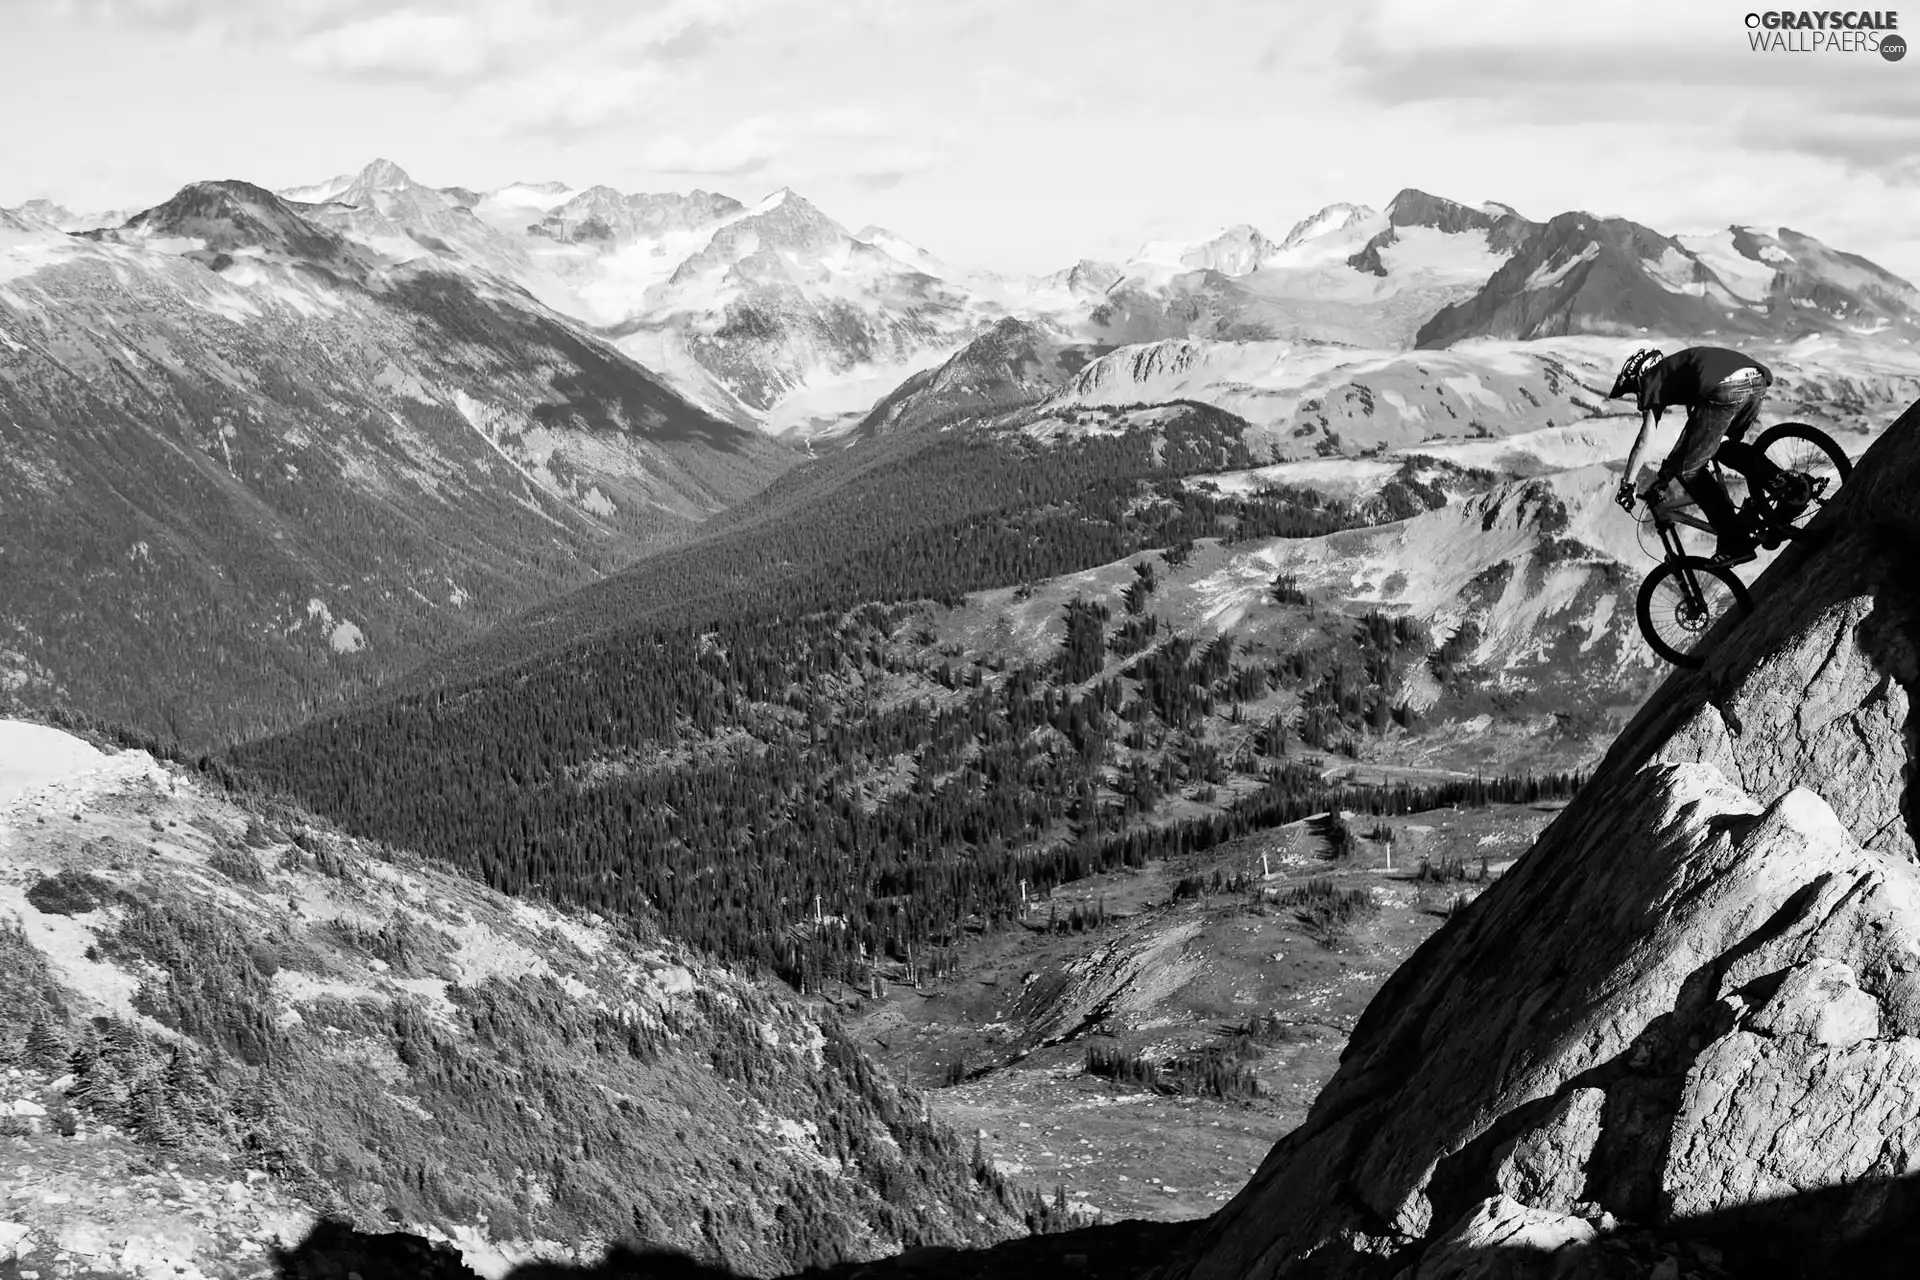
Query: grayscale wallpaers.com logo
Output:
[[1745, 10, 1906, 58]]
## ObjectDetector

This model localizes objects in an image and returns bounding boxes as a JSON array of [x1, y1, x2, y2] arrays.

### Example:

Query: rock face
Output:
[[1164, 399, 1920, 1277]]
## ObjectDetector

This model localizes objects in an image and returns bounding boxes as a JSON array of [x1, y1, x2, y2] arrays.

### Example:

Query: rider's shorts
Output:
[[1668, 371, 1769, 479]]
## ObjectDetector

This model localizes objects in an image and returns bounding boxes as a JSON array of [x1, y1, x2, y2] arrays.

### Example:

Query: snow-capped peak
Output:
[[354, 158, 416, 191], [855, 225, 946, 276], [1278, 203, 1378, 251], [278, 174, 356, 205], [1481, 200, 1523, 219], [750, 187, 798, 215], [484, 180, 581, 212], [283, 159, 421, 210], [3, 199, 134, 233], [1131, 223, 1280, 276]]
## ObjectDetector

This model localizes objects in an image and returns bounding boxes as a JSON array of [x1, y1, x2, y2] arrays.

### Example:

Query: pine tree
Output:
[[70, 1048, 129, 1124], [23, 1014, 67, 1072], [66, 1026, 102, 1083], [131, 1076, 184, 1148], [161, 1046, 212, 1130], [102, 1016, 158, 1090]]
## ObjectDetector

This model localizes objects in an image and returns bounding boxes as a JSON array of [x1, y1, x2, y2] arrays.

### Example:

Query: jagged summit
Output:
[[1278, 202, 1376, 250], [1169, 396, 1920, 1277], [856, 316, 1094, 436], [4, 198, 131, 232], [108, 180, 365, 268], [750, 185, 800, 214], [1132, 223, 1281, 275], [353, 157, 414, 188], [335, 157, 420, 206]]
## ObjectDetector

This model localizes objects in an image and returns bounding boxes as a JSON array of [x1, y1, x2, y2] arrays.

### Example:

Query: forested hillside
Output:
[[234, 592, 1582, 994]]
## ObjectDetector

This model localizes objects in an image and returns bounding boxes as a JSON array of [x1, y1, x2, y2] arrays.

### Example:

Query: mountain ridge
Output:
[[0, 181, 791, 747], [95, 159, 1898, 438]]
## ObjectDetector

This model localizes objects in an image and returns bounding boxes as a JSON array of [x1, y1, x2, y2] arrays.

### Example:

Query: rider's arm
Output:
[[1621, 409, 1660, 486]]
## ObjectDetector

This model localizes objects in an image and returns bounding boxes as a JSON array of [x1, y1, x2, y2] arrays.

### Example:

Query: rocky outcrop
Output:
[[855, 318, 1102, 436], [1163, 399, 1920, 1278]]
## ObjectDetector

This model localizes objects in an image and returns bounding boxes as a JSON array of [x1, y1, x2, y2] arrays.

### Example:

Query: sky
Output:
[[4, 0, 1919, 280]]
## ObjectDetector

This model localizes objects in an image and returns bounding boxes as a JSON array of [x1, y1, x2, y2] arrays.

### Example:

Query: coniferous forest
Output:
[[235, 596, 1583, 994]]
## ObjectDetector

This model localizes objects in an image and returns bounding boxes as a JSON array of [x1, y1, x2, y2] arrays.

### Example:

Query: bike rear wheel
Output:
[[1747, 422, 1850, 537], [1636, 557, 1753, 668]]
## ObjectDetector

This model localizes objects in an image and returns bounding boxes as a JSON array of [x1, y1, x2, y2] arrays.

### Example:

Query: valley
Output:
[[854, 794, 1566, 1224]]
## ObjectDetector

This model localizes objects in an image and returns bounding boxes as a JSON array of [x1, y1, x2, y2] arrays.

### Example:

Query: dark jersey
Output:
[[1638, 347, 1773, 413]]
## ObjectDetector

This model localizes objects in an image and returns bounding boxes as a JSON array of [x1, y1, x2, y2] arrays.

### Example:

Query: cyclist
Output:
[[1610, 346, 1774, 564]]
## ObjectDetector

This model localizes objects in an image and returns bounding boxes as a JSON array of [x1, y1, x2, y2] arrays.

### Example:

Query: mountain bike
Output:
[[1632, 422, 1851, 668]]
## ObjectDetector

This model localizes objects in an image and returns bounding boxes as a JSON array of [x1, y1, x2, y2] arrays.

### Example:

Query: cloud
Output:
[[57, 0, 739, 89], [636, 117, 783, 176], [291, 4, 570, 84], [626, 109, 945, 192], [477, 64, 663, 137], [1320, 0, 1920, 188], [1734, 115, 1920, 185], [1331, 0, 1907, 103]]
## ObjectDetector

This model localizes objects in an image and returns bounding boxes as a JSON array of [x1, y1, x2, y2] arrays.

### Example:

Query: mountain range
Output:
[[7, 159, 1920, 747], [29, 158, 1912, 443]]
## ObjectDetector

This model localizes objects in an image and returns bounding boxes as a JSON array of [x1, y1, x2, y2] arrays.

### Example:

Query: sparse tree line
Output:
[[1083, 1041, 1261, 1104]]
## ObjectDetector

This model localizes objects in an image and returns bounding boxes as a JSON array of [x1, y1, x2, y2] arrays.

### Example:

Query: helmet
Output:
[[1609, 348, 1664, 398]]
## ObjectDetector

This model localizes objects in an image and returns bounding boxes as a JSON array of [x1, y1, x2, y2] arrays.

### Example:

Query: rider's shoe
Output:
[[1708, 536, 1758, 566]]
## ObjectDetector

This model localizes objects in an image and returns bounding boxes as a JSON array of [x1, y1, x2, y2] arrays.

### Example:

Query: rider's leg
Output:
[[1664, 403, 1724, 481], [1664, 385, 1768, 560], [1676, 469, 1755, 560]]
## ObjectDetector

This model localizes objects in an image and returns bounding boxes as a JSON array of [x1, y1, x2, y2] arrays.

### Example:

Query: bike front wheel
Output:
[[1749, 422, 1851, 537], [1636, 557, 1754, 668]]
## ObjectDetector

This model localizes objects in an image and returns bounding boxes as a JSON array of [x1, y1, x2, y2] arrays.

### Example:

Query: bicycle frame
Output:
[[1641, 462, 1743, 624], [1642, 462, 1734, 549]]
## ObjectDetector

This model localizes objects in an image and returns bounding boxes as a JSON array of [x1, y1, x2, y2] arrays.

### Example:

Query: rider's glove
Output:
[[1614, 479, 1638, 512]]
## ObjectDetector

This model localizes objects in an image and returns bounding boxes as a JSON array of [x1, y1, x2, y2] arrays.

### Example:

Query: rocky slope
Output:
[[0, 718, 1031, 1279], [1160, 396, 1920, 1278], [0, 182, 789, 746]]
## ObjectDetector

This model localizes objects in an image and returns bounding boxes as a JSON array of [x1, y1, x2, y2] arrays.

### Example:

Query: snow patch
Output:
[[1524, 243, 1598, 292], [329, 621, 366, 654]]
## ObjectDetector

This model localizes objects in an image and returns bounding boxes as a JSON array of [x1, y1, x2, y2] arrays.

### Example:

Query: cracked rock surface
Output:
[[1161, 403, 1920, 1279]]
